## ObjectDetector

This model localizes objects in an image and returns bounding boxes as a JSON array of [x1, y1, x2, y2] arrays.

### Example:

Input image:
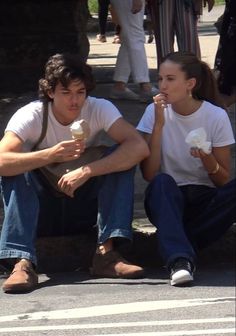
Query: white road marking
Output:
[[70, 330, 235, 336], [0, 297, 234, 323], [0, 317, 234, 333], [86, 331, 235, 336], [0, 329, 234, 336]]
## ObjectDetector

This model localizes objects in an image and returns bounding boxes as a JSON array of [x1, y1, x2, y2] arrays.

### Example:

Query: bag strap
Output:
[[32, 103, 49, 151]]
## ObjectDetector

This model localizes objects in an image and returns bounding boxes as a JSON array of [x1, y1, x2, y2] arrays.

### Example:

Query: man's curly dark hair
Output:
[[38, 53, 96, 102]]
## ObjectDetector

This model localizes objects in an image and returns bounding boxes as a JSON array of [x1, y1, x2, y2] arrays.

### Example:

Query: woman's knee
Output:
[[148, 173, 176, 192]]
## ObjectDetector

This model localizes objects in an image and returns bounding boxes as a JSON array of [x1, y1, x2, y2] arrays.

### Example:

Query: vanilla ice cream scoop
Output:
[[70, 119, 90, 140]]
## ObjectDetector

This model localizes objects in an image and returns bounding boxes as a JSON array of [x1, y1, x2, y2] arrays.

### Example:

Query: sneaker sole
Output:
[[170, 270, 193, 286]]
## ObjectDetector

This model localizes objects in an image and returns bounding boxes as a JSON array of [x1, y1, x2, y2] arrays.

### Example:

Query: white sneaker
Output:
[[170, 258, 194, 286], [110, 87, 139, 101]]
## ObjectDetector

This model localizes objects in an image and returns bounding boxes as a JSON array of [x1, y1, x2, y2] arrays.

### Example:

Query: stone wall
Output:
[[0, 0, 89, 93]]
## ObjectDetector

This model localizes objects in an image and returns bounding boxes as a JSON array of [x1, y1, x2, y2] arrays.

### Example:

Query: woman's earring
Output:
[[189, 90, 192, 98]]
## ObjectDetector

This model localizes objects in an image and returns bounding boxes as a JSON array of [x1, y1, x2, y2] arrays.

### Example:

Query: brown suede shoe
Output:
[[2, 259, 38, 294], [90, 250, 144, 279]]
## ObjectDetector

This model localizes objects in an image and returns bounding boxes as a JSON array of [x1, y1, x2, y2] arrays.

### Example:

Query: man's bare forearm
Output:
[[84, 138, 149, 178], [0, 150, 51, 176]]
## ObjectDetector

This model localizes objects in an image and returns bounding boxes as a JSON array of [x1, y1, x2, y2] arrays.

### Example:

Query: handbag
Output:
[[33, 103, 107, 196]]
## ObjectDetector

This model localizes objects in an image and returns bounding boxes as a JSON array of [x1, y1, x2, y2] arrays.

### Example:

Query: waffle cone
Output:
[[71, 131, 85, 140]]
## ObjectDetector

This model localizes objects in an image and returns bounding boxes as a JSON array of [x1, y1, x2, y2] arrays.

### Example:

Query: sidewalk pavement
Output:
[[87, 4, 225, 82], [0, 4, 235, 274]]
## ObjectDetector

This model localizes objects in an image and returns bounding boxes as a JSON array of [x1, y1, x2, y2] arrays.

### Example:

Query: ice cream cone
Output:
[[70, 119, 90, 140], [71, 131, 85, 140]]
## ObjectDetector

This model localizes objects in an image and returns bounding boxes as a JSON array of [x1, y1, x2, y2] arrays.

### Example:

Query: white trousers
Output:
[[110, 0, 150, 84]]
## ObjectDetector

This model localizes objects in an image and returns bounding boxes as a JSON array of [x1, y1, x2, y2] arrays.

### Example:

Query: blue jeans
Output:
[[145, 173, 236, 269], [0, 166, 136, 266]]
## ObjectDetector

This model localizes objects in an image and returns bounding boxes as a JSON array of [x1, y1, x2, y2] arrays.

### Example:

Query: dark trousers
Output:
[[98, 0, 110, 35], [145, 173, 236, 269]]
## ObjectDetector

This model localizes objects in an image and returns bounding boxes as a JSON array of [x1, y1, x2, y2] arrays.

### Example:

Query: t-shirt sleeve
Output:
[[211, 110, 235, 147], [94, 98, 122, 131], [136, 103, 155, 134], [4, 102, 43, 149]]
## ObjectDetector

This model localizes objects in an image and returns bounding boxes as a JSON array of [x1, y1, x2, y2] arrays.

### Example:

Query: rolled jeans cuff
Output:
[[98, 229, 133, 245], [0, 249, 37, 266]]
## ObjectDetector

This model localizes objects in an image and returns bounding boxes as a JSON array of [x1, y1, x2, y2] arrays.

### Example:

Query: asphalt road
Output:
[[0, 264, 235, 336]]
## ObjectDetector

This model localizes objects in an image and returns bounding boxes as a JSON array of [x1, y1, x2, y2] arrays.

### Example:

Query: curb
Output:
[[31, 223, 236, 273], [1, 223, 234, 275]]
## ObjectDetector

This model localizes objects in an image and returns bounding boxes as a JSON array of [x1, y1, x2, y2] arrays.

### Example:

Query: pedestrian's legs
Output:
[[175, 0, 201, 58], [148, 0, 175, 68], [98, 0, 110, 35], [112, 24, 121, 44], [144, 173, 196, 268], [111, 0, 150, 83], [113, 44, 131, 83], [115, 24, 121, 36]]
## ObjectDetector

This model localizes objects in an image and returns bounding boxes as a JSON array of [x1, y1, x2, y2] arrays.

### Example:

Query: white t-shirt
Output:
[[5, 96, 122, 151], [137, 101, 235, 187]]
